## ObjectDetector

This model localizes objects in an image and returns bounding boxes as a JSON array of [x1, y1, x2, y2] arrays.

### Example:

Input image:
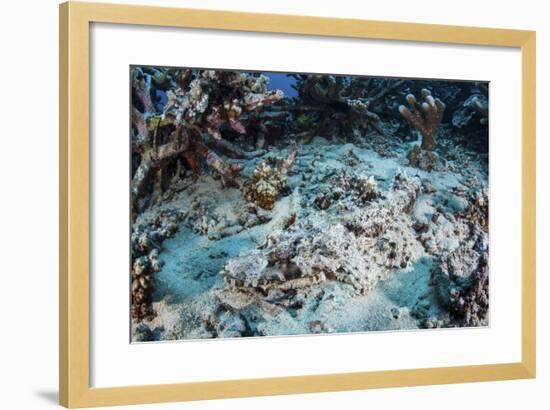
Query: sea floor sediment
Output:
[[132, 139, 488, 342]]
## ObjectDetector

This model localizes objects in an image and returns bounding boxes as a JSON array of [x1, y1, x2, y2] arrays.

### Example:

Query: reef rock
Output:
[[330, 169, 379, 208], [432, 248, 489, 327]]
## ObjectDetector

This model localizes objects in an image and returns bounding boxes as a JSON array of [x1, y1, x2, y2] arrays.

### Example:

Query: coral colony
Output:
[[130, 66, 489, 342]]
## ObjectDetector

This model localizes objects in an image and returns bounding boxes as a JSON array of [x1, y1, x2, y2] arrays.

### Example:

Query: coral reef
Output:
[[129, 68, 491, 341], [131, 68, 284, 216]]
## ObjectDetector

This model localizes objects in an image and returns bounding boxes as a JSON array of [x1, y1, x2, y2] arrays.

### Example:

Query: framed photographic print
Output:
[[59, 1, 536, 408]]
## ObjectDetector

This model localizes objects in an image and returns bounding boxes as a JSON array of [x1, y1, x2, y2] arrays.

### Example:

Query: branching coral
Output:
[[242, 144, 297, 210], [288, 75, 405, 141], [399, 88, 446, 151], [131, 68, 284, 215]]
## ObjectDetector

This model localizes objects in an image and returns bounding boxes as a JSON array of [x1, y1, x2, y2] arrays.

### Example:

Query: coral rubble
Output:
[[222, 170, 421, 298]]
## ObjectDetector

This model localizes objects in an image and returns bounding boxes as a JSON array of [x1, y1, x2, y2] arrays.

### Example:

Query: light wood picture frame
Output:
[[59, 1, 536, 407]]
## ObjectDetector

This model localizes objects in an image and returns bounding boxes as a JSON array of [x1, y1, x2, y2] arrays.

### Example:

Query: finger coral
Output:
[[399, 88, 446, 151]]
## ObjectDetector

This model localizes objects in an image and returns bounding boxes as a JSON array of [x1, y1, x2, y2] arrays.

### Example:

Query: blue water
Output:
[[265, 72, 297, 98]]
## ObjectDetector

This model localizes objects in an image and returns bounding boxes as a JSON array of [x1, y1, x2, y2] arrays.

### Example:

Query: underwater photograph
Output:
[[130, 66, 489, 342]]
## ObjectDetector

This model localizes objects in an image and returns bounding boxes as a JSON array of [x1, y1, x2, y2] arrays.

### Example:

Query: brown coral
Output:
[[399, 88, 445, 151], [242, 144, 297, 210]]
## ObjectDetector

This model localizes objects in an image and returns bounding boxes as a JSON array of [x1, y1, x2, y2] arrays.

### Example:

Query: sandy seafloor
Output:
[[132, 134, 488, 342]]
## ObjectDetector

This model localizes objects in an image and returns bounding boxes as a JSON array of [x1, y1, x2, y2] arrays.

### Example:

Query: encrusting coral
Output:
[[242, 143, 298, 210]]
